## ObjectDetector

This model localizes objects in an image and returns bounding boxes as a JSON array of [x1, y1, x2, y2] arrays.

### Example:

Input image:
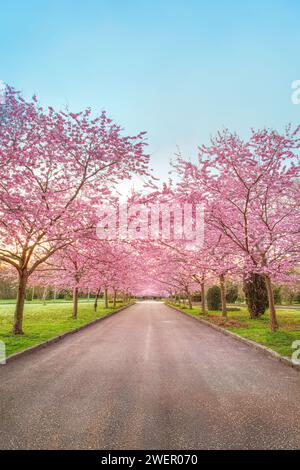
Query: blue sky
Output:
[[1, 0, 300, 182]]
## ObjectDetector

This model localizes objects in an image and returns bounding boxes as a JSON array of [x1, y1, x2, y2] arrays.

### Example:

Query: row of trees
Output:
[[128, 127, 300, 331], [0, 86, 299, 334], [0, 87, 150, 334], [175, 127, 300, 330]]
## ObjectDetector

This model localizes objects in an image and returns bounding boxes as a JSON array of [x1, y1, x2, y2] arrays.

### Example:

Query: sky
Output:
[[1, 0, 300, 185]]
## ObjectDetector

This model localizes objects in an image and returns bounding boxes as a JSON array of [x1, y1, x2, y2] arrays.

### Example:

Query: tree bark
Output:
[[13, 270, 28, 335], [73, 286, 79, 319], [201, 282, 206, 314], [104, 287, 109, 308], [264, 275, 279, 331], [188, 293, 192, 309], [94, 287, 101, 312], [113, 289, 117, 308], [42, 286, 47, 305], [243, 272, 268, 318], [219, 274, 227, 318]]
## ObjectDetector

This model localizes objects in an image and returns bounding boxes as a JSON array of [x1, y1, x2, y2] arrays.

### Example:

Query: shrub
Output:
[[206, 285, 221, 310], [243, 273, 268, 318], [225, 283, 239, 303]]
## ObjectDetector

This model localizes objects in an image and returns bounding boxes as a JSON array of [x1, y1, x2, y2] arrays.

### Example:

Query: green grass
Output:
[[0, 298, 109, 304], [167, 302, 300, 358], [0, 301, 129, 357]]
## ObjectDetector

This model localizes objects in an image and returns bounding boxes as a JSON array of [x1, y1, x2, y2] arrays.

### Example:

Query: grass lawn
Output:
[[0, 298, 101, 304], [167, 302, 300, 358], [0, 301, 129, 358]]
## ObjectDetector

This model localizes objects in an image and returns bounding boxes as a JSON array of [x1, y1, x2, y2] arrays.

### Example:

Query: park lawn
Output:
[[0, 298, 104, 304], [167, 302, 300, 358], [0, 301, 128, 357]]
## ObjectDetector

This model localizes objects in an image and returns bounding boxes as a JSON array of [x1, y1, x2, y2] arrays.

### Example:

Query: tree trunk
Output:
[[31, 286, 35, 301], [264, 275, 279, 331], [13, 270, 28, 335], [113, 289, 117, 308], [219, 274, 227, 318], [94, 287, 101, 312], [73, 287, 79, 319], [104, 288, 109, 308], [243, 272, 268, 318], [201, 282, 206, 314], [42, 286, 47, 305], [188, 293, 192, 309]]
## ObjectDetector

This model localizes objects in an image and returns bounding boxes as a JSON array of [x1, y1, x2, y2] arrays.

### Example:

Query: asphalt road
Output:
[[0, 301, 300, 450]]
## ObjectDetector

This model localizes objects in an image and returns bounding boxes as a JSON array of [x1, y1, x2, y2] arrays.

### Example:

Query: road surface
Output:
[[0, 302, 300, 449]]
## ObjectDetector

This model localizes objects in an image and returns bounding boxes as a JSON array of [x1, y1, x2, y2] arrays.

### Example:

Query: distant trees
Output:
[[0, 278, 16, 299]]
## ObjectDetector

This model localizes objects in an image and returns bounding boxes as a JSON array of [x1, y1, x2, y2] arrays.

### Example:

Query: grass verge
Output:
[[0, 301, 131, 357], [166, 302, 300, 358]]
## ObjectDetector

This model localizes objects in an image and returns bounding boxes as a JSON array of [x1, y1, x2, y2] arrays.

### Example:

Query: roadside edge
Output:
[[5, 302, 135, 364], [166, 302, 300, 372]]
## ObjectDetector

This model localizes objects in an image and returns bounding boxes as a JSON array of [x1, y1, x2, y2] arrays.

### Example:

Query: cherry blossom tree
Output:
[[175, 127, 300, 330], [0, 86, 149, 334]]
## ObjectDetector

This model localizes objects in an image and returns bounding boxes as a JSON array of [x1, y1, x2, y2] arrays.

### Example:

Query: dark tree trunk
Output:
[[243, 272, 268, 318], [219, 274, 227, 318], [188, 293, 192, 309], [104, 288, 109, 308], [73, 287, 79, 319], [265, 275, 279, 331], [13, 270, 28, 335], [42, 286, 47, 305], [113, 289, 117, 308], [201, 282, 206, 314], [94, 287, 101, 312]]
